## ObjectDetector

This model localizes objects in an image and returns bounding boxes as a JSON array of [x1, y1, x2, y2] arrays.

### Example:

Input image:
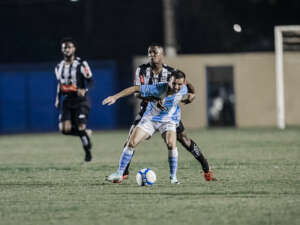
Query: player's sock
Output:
[[189, 140, 209, 173], [168, 148, 178, 179], [123, 150, 135, 176], [78, 130, 92, 162], [117, 146, 134, 175], [123, 158, 131, 176]]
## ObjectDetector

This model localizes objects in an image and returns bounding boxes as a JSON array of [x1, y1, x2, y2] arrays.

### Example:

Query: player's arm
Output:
[[55, 83, 62, 109], [133, 67, 145, 99], [78, 60, 93, 96], [54, 66, 62, 109], [181, 80, 196, 104], [102, 86, 141, 106], [132, 67, 160, 101]]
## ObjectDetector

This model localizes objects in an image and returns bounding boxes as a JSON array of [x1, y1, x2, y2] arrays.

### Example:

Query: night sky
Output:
[[0, 0, 300, 62]]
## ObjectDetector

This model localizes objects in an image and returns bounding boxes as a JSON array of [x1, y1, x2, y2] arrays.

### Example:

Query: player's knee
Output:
[[63, 126, 71, 132], [166, 140, 176, 150], [177, 132, 186, 141], [78, 124, 86, 131], [177, 132, 190, 146], [128, 139, 138, 148], [61, 127, 71, 135]]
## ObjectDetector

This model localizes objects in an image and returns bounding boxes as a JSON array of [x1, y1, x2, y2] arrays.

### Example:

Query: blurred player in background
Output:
[[122, 44, 215, 181], [103, 71, 188, 184], [54, 37, 93, 162]]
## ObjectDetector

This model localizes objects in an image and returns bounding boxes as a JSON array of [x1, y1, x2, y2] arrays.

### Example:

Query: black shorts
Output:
[[176, 120, 185, 133], [60, 98, 91, 125]]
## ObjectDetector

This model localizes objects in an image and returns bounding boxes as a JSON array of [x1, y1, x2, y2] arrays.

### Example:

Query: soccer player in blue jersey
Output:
[[122, 44, 214, 182], [102, 71, 187, 184]]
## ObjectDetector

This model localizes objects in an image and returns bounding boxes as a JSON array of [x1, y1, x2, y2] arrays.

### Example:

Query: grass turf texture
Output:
[[0, 128, 299, 225]]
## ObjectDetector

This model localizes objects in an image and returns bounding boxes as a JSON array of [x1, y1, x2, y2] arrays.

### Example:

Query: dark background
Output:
[[0, 0, 299, 132], [1, 0, 300, 63]]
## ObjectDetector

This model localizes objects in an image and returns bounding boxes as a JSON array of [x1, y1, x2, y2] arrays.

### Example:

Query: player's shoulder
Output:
[[136, 63, 151, 75], [138, 63, 151, 70], [163, 64, 176, 72], [74, 57, 85, 64], [180, 85, 188, 95], [55, 60, 64, 68]]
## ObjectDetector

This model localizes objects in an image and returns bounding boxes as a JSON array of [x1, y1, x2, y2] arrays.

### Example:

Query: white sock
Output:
[[118, 146, 134, 174], [168, 148, 178, 179]]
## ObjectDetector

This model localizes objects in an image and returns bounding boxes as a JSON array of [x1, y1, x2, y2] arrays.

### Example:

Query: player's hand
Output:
[[157, 99, 167, 111], [77, 88, 86, 97], [102, 96, 117, 106], [181, 93, 195, 104], [55, 98, 60, 109]]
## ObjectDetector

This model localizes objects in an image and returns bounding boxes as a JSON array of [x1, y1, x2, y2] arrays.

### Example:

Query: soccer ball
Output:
[[136, 168, 157, 186]]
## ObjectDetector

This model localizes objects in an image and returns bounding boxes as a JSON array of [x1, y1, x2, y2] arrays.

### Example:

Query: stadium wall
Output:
[[134, 52, 300, 128], [0, 61, 120, 134]]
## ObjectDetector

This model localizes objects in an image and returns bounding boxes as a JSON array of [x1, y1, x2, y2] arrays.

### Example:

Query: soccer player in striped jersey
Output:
[[122, 44, 214, 181], [55, 37, 93, 162], [103, 71, 187, 184]]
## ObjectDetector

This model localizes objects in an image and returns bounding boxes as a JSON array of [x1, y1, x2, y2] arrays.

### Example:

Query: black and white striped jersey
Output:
[[55, 57, 92, 95], [133, 63, 176, 115], [134, 63, 175, 85]]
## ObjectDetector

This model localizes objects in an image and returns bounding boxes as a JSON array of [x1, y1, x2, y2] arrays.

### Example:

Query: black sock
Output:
[[78, 130, 92, 161], [188, 140, 210, 173], [123, 151, 134, 176]]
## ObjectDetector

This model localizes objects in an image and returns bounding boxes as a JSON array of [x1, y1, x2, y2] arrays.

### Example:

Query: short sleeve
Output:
[[80, 61, 92, 79], [134, 67, 145, 85]]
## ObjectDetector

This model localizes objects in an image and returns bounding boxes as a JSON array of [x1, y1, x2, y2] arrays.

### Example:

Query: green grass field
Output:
[[0, 128, 299, 225]]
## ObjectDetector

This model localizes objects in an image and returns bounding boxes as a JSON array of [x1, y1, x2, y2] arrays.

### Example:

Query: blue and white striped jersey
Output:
[[140, 83, 188, 124]]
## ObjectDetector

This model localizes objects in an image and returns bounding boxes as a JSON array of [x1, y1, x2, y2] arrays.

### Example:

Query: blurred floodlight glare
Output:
[[233, 24, 242, 32], [70, 0, 79, 2]]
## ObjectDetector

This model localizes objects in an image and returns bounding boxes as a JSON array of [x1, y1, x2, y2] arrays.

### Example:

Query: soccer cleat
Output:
[[170, 177, 180, 184], [203, 170, 216, 181], [106, 171, 123, 183], [122, 174, 129, 180]]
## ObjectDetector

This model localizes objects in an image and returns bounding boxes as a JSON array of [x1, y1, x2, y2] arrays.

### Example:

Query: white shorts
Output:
[[137, 118, 177, 136]]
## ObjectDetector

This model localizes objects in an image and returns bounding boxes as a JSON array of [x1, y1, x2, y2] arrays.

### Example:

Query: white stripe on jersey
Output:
[[134, 67, 141, 85], [55, 58, 92, 85], [160, 67, 169, 83], [133, 63, 174, 85], [145, 67, 151, 84]]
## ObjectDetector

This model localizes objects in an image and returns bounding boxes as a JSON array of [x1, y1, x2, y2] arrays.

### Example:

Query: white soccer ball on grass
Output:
[[136, 168, 157, 186]]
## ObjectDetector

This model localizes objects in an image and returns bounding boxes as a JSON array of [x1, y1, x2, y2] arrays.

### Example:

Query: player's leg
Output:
[[160, 123, 179, 184], [119, 127, 149, 171], [59, 102, 80, 136], [76, 103, 92, 162], [107, 119, 153, 183], [122, 120, 139, 178], [176, 121, 214, 181]]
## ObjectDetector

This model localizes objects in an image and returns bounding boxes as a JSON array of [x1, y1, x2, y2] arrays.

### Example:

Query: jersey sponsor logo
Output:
[[78, 114, 86, 119], [61, 84, 77, 93]]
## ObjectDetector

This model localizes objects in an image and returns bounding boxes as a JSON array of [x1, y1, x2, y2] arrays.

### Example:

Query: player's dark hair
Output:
[[148, 43, 164, 50], [170, 70, 186, 80], [60, 37, 77, 47], [148, 43, 164, 48]]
